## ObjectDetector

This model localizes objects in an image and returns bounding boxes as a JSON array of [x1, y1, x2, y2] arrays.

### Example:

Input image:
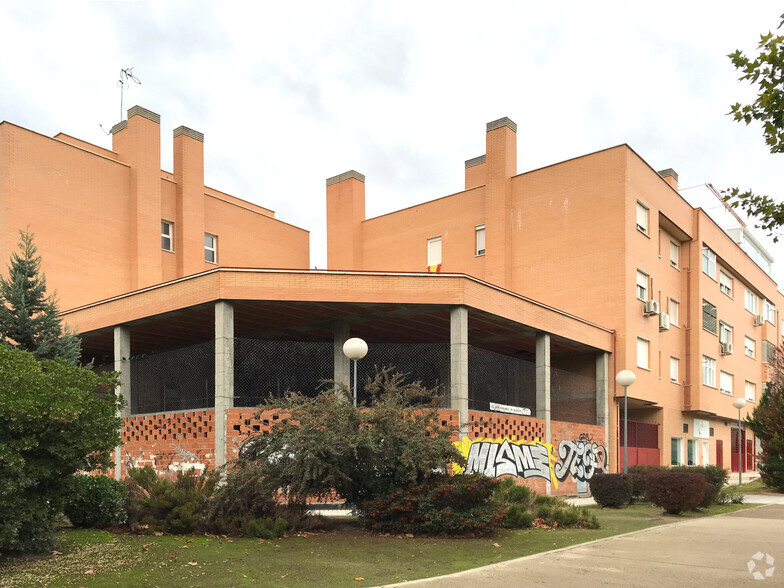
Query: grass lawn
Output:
[[738, 477, 784, 495], [0, 503, 754, 588]]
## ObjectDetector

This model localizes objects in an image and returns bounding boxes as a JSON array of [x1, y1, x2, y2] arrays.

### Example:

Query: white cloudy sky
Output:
[[2, 1, 784, 284]]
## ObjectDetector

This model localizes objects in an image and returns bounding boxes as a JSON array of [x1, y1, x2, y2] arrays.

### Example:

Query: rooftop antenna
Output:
[[118, 67, 141, 121]]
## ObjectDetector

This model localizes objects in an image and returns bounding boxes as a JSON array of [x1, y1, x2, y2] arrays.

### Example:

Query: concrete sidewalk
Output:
[[386, 505, 784, 587]]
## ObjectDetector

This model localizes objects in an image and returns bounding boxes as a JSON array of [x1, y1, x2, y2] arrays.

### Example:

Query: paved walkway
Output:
[[385, 505, 784, 587]]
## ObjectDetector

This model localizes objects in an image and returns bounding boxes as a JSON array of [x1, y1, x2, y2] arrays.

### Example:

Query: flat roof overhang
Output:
[[61, 268, 614, 364]]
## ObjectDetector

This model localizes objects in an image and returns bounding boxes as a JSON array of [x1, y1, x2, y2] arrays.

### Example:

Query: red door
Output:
[[746, 439, 755, 471], [731, 428, 746, 473], [716, 439, 723, 469]]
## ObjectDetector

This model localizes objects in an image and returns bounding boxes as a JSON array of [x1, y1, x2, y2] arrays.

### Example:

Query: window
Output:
[[671, 438, 684, 466], [745, 336, 755, 358], [636, 270, 649, 301], [702, 356, 716, 387], [161, 221, 173, 252], [475, 225, 485, 256], [670, 356, 679, 383], [687, 439, 698, 466], [669, 241, 679, 268], [719, 322, 733, 345], [204, 233, 217, 263], [702, 300, 717, 334], [637, 337, 649, 370], [702, 246, 716, 279], [636, 201, 649, 234], [745, 381, 756, 403], [763, 340, 775, 364], [720, 371, 733, 395], [745, 289, 758, 314], [427, 236, 442, 267], [765, 299, 775, 323], [669, 299, 679, 326], [719, 271, 733, 297]]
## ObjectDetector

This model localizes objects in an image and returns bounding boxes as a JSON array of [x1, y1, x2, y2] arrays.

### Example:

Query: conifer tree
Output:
[[0, 230, 80, 363]]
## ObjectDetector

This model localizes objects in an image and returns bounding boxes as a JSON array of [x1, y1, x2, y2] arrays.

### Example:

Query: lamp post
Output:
[[615, 370, 636, 474], [343, 337, 368, 407], [732, 397, 747, 487]]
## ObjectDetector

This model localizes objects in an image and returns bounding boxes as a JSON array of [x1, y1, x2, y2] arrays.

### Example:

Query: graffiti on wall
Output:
[[124, 443, 208, 475], [453, 435, 607, 488], [553, 437, 607, 483]]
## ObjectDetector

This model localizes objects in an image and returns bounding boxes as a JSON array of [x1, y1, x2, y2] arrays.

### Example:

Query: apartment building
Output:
[[2, 107, 616, 495], [327, 116, 784, 472]]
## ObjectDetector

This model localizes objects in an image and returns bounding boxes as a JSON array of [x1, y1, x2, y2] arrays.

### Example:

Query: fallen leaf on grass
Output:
[[187, 562, 199, 566], [154, 532, 164, 536], [141, 543, 153, 552], [355, 578, 364, 582], [186, 539, 194, 543], [405, 533, 414, 538], [84, 570, 94, 575], [51, 550, 62, 556], [492, 543, 501, 548], [179, 546, 188, 549]]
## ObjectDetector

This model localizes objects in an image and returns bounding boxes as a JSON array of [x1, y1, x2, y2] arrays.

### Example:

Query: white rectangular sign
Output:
[[489, 402, 532, 416], [693, 418, 710, 439]]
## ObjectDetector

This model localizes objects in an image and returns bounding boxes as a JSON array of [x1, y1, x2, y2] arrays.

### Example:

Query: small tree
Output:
[[0, 346, 122, 553], [747, 345, 784, 491], [0, 230, 80, 363], [237, 370, 464, 511]]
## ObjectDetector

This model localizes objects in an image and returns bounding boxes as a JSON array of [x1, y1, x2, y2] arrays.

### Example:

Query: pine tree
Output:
[[0, 230, 80, 363]]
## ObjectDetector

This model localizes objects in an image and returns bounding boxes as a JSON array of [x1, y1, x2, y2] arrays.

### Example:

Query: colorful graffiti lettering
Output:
[[453, 437, 559, 489], [554, 439, 607, 483]]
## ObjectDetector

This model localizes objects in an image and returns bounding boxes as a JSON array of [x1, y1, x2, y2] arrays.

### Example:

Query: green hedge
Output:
[[64, 475, 128, 528], [646, 472, 707, 514], [588, 474, 633, 507]]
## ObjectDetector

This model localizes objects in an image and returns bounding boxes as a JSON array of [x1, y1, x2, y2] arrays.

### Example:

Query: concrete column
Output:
[[536, 333, 551, 494], [215, 301, 234, 467], [113, 325, 131, 480], [450, 306, 469, 439], [596, 352, 610, 463], [333, 321, 351, 390]]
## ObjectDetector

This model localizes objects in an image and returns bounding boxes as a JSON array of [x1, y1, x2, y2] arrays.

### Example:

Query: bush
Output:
[[626, 473, 647, 503], [64, 475, 128, 528], [490, 478, 597, 529], [246, 517, 288, 539], [361, 474, 504, 536], [504, 504, 535, 528], [671, 465, 729, 508], [717, 486, 745, 504], [0, 347, 121, 553], [205, 463, 309, 536], [747, 364, 784, 491], [589, 474, 633, 507], [646, 472, 707, 514], [124, 467, 219, 534]]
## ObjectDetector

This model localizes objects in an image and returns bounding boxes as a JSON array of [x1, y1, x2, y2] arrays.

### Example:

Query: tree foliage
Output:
[[747, 344, 784, 491], [724, 15, 784, 240], [238, 370, 464, 510], [0, 346, 122, 553], [0, 230, 80, 362]]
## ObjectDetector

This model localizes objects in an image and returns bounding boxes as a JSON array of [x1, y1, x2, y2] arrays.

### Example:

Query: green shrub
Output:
[[491, 478, 534, 508], [124, 467, 219, 534], [245, 517, 288, 539], [360, 474, 504, 536], [589, 473, 633, 507], [646, 472, 707, 514], [671, 466, 729, 508], [717, 486, 745, 504], [64, 475, 128, 528], [504, 504, 535, 528], [205, 463, 308, 536], [627, 473, 647, 503]]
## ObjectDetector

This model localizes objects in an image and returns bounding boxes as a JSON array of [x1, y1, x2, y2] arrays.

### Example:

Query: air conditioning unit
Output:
[[721, 342, 734, 355], [644, 300, 660, 316], [659, 313, 670, 331], [753, 315, 765, 326]]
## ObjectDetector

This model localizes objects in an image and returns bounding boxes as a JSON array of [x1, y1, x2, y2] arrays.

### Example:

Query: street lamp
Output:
[[616, 370, 636, 474], [343, 337, 368, 407], [732, 397, 747, 487]]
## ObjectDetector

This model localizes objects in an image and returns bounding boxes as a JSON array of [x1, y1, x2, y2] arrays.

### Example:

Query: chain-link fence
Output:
[[354, 343, 450, 406], [551, 365, 596, 425], [234, 339, 334, 407], [130, 341, 215, 414], [468, 346, 536, 412]]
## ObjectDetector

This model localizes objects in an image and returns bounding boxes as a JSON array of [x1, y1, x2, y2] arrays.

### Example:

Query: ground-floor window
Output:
[[702, 440, 710, 466], [671, 437, 684, 466], [687, 438, 698, 466]]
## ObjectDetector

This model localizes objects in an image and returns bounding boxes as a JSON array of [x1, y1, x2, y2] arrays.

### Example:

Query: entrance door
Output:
[[716, 439, 723, 469], [731, 428, 746, 473], [746, 438, 755, 471], [702, 441, 710, 466]]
